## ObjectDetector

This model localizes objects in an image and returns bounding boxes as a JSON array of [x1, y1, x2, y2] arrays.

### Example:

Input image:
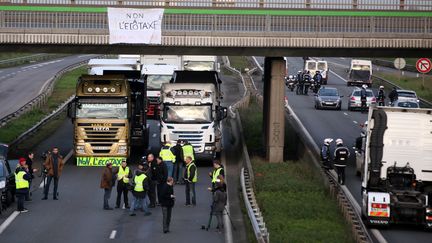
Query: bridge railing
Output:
[[0, 10, 431, 37], [0, 0, 431, 11]]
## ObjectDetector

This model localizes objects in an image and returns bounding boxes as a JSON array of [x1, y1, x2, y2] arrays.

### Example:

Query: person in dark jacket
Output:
[[208, 160, 225, 191], [42, 147, 64, 200], [100, 162, 115, 210], [25, 152, 37, 201], [172, 139, 184, 184], [147, 153, 158, 207], [155, 157, 168, 204], [377, 86, 386, 106], [130, 163, 151, 216], [389, 86, 398, 104], [212, 180, 227, 233], [320, 138, 333, 169], [333, 139, 350, 185], [15, 158, 31, 212], [159, 177, 175, 233], [360, 85, 368, 113]]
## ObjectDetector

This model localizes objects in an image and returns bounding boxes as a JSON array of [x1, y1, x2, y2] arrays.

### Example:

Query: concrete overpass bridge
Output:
[[0, 1, 431, 56], [0, 0, 431, 162]]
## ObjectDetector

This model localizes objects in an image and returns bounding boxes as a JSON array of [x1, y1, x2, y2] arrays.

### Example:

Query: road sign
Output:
[[393, 58, 406, 70], [416, 58, 431, 74]]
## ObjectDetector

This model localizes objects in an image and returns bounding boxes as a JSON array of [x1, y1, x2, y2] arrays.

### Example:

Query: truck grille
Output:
[[77, 123, 125, 154], [171, 131, 204, 147]]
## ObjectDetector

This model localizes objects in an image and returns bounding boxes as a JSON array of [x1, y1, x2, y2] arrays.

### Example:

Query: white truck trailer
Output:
[[347, 59, 373, 87], [361, 106, 432, 228], [304, 59, 329, 84], [141, 64, 178, 118], [140, 55, 182, 68], [183, 55, 220, 72], [160, 83, 227, 162]]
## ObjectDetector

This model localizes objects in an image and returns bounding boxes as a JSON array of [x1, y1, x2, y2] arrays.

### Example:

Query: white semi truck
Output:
[[160, 82, 227, 162], [140, 55, 182, 68], [347, 59, 373, 87], [361, 106, 432, 228], [141, 64, 178, 118]]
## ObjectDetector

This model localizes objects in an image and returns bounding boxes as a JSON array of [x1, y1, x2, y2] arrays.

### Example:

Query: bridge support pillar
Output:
[[263, 57, 285, 163]]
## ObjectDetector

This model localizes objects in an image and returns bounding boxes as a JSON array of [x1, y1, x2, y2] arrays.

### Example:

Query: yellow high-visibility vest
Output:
[[186, 162, 198, 183], [182, 144, 195, 161], [160, 148, 176, 163], [134, 174, 147, 192], [118, 166, 130, 183], [212, 167, 223, 183], [15, 171, 29, 189]]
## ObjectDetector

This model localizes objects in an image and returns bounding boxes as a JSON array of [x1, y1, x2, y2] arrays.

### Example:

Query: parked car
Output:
[[390, 100, 420, 109], [396, 89, 420, 104], [0, 144, 16, 211], [314, 87, 343, 110], [348, 88, 376, 111]]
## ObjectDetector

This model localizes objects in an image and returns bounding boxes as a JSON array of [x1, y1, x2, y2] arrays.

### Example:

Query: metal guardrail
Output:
[[1, 0, 431, 10], [0, 11, 431, 37], [0, 60, 87, 127]]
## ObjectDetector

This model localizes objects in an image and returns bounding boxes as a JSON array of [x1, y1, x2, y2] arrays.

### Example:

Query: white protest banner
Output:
[[108, 8, 164, 44]]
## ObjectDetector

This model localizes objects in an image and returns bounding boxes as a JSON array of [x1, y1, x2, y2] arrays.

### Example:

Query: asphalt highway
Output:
[[0, 63, 246, 242], [0, 54, 99, 119], [254, 56, 432, 243]]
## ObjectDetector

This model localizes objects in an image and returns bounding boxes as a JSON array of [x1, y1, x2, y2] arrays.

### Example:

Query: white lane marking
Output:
[[330, 70, 348, 83], [343, 112, 348, 116], [109, 230, 117, 239], [0, 211, 20, 234], [353, 121, 358, 124], [340, 57, 346, 60], [152, 133, 157, 138], [39, 149, 73, 188]]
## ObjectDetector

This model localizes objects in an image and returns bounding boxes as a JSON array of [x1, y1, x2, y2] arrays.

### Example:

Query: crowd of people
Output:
[[99, 139, 228, 234]]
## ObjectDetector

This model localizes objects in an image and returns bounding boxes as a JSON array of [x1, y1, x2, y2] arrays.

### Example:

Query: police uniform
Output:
[[334, 145, 350, 185]]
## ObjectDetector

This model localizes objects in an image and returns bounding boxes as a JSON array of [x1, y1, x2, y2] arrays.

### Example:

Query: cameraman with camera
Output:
[[42, 147, 64, 200]]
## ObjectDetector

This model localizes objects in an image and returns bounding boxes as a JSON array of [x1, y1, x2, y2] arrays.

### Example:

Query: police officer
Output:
[[208, 160, 225, 191], [184, 156, 197, 206], [333, 139, 350, 185], [360, 84, 368, 113], [296, 71, 304, 95], [389, 86, 398, 104], [160, 143, 176, 178], [303, 71, 311, 95], [320, 138, 333, 169], [377, 86, 386, 106], [15, 158, 31, 212], [115, 160, 132, 209]]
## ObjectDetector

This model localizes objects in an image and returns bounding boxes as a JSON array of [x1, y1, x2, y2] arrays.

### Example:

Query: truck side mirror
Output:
[[216, 63, 221, 73], [217, 106, 228, 120], [67, 101, 76, 119]]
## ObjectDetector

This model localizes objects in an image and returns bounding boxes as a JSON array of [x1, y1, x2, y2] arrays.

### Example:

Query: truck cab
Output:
[[183, 56, 220, 72], [361, 106, 432, 228], [347, 60, 372, 87], [160, 83, 227, 162]]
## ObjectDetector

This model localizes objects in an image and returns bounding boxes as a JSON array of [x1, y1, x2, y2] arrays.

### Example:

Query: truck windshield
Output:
[[147, 75, 172, 90], [306, 62, 317, 70], [163, 105, 212, 123], [317, 62, 327, 70], [352, 64, 371, 71], [184, 61, 214, 71], [76, 103, 128, 119]]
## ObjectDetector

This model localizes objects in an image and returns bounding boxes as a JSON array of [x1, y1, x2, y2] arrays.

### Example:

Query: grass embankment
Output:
[[0, 53, 69, 68], [228, 56, 251, 72], [0, 66, 85, 145], [373, 71, 432, 103], [239, 102, 354, 243]]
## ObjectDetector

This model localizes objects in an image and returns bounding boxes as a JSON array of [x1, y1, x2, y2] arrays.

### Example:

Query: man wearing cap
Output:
[[115, 160, 132, 209], [15, 158, 31, 212], [100, 162, 115, 210], [42, 147, 64, 200]]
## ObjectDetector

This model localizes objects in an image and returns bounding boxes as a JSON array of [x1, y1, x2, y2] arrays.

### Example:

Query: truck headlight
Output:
[[76, 146, 85, 154], [118, 146, 127, 154], [0, 180, 6, 189], [205, 146, 215, 151]]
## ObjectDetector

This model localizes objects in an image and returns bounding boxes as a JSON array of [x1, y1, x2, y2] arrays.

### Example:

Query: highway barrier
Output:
[[0, 53, 65, 68], [245, 57, 372, 243]]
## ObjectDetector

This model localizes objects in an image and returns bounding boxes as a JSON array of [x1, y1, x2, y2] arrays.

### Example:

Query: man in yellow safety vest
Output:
[[184, 156, 197, 206], [182, 140, 195, 162], [15, 158, 31, 212], [208, 160, 225, 191], [130, 163, 151, 216], [115, 160, 132, 209], [160, 143, 176, 178]]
